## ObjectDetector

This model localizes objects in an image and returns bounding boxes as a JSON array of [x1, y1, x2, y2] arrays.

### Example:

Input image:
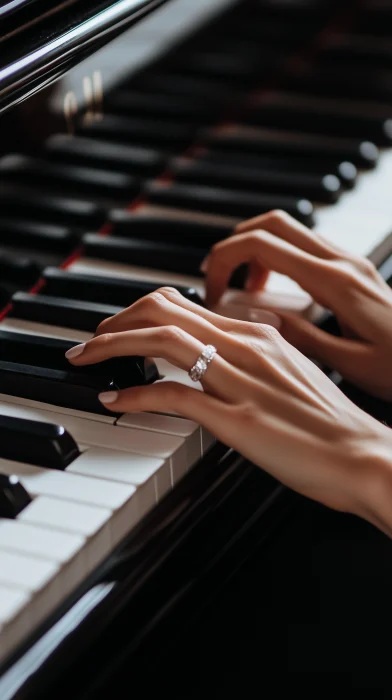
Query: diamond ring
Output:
[[188, 344, 217, 382]]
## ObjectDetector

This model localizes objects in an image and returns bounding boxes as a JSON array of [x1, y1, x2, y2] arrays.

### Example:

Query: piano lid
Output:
[[0, 0, 172, 114], [0, 0, 234, 155]]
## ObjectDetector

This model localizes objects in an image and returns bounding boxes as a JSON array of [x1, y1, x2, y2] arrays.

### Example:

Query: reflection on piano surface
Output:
[[1, 0, 392, 696]]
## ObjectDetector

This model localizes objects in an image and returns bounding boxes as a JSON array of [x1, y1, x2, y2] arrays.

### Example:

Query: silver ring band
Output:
[[189, 344, 217, 382]]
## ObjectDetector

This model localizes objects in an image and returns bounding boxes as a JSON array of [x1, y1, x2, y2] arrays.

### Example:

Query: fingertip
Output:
[[98, 390, 119, 406], [65, 343, 86, 362]]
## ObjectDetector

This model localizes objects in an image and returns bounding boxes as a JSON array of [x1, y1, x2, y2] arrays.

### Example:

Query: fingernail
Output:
[[65, 343, 86, 360], [199, 255, 209, 273], [98, 391, 119, 404], [247, 309, 282, 329]]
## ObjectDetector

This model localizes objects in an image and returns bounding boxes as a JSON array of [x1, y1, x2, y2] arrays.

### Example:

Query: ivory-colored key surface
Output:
[[0, 401, 187, 473]]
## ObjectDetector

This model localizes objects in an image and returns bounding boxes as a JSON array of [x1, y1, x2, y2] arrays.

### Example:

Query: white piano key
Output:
[[0, 520, 84, 564], [0, 550, 61, 636], [136, 202, 238, 228], [69, 447, 171, 505], [0, 520, 86, 599], [0, 458, 137, 550], [0, 400, 188, 476], [0, 458, 135, 510], [117, 412, 203, 465], [0, 391, 115, 425], [0, 548, 59, 591], [19, 497, 112, 569], [0, 318, 92, 343]]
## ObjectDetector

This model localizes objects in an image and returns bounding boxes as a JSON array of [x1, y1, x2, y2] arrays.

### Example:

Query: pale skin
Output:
[[65, 210, 392, 539]]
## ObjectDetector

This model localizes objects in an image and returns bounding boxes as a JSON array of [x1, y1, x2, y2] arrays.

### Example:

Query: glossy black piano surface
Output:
[[1, 0, 392, 697]]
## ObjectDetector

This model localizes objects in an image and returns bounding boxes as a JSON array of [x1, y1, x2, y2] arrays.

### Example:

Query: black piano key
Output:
[[0, 218, 79, 253], [0, 331, 159, 415], [132, 73, 235, 103], [170, 157, 342, 203], [319, 34, 392, 70], [284, 64, 392, 104], [108, 210, 232, 246], [0, 330, 153, 380], [41, 267, 203, 307], [82, 233, 206, 277], [173, 50, 271, 83], [0, 185, 107, 230], [11, 291, 124, 333], [78, 114, 196, 150], [0, 155, 140, 202], [144, 181, 315, 227], [45, 135, 166, 177], [0, 414, 80, 470], [243, 94, 392, 146], [0, 286, 9, 308], [201, 129, 379, 169], [358, 3, 392, 36], [214, 15, 320, 45], [0, 254, 41, 287], [200, 149, 358, 188], [105, 90, 216, 123], [0, 473, 31, 519]]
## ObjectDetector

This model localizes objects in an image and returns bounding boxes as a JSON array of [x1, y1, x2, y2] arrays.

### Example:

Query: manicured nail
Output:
[[247, 309, 282, 329], [98, 391, 119, 404], [65, 343, 86, 360], [199, 255, 209, 273]]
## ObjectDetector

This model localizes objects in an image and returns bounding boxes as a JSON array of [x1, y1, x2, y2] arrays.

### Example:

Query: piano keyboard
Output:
[[2, 0, 392, 671]]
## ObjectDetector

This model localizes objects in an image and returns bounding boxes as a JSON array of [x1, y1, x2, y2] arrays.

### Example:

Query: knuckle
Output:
[[142, 291, 168, 312], [247, 229, 264, 244], [94, 332, 114, 349], [158, 325, 187, 345], [322, 259, 359, 289], [357, 257, 377, 277], [155, 286, 181, 300], [332, 264, 358, 288], [238, 401, 259, 428], [268, 209, 290, 225], [255, 323, 281, 343]]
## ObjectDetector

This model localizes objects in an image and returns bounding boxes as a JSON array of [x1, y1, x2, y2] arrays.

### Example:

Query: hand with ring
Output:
[[65, 284, 392, 539]]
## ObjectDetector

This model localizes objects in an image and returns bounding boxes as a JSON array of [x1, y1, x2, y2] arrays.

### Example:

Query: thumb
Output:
[[278, 313, 371, 377]]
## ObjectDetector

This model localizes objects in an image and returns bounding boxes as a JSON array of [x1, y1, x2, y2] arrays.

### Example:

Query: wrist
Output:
[[351, 423, 392, 538]]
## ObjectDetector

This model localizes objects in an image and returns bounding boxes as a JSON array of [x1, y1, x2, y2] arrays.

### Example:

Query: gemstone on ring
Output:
[[189, 344, 216, 382]]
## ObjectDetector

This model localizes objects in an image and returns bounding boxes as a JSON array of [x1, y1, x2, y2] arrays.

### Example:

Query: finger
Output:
[[97, 381, 263, 458], [94, 287, 240, 335], [92, 289, 277, 376], [204, 229, 333, 308], [279, 313, 377, 390], [245, 261, 269, 292], [235, 209, 345, 259], [65, 326, 254, 402]]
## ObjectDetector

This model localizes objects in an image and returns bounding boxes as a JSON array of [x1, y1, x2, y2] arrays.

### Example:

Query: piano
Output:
[[1, 0, 392, 696]]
